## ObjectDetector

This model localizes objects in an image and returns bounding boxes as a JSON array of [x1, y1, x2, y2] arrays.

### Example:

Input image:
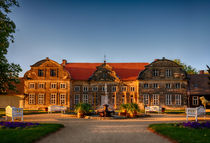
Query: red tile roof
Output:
[[64, 63, 148, 81]]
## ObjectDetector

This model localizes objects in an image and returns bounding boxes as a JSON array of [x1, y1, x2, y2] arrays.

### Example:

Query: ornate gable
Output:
[[89, 63, 120, 81]]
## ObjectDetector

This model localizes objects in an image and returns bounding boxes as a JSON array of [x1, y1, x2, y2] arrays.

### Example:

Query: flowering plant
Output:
[[0, 121, 40, 129], [181, 121, 210, 129]]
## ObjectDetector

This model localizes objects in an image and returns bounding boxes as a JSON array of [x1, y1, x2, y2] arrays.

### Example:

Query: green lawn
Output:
[[149, 123, 210, 143], [0, 123, 64, 143]]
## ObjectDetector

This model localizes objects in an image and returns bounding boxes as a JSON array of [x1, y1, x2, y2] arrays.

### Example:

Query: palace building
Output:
[[22, 57, 210, 110]]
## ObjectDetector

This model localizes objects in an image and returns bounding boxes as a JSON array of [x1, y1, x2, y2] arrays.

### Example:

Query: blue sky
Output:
[[7, 0, 210, 76]]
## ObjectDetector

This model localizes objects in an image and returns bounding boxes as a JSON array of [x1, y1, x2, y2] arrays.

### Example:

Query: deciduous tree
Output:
[[0, 0, 22, 94], [174, 59, 198, 74]]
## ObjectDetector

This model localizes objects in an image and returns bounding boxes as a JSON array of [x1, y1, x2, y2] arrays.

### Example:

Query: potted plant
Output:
[[119, 104, 128, 116], [75, 103, 91, 118], [127, 103, 140, 118]]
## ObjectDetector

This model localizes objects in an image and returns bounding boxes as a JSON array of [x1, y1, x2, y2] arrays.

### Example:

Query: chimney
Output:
[[199, 70, 204, 74], [154, 59, 158, 61], [62, 59, 67, 66]]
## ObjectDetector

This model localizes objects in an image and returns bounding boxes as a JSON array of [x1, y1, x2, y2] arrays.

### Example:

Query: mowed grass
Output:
[[0, 123, 64, 143], [149, 123, 210, 143]]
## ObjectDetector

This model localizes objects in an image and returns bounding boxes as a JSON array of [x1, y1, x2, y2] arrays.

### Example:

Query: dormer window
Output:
[[166, 69, 172, 77], [50, 69, 56, 77], [38, 69, 44, 77], [153, 69, 159, 77]]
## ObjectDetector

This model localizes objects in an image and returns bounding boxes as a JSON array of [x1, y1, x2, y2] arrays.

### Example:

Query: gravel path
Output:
[[2, 114, 209, 143]]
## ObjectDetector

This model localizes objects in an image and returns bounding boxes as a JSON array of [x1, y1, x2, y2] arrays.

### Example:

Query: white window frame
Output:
[[165, 94, 172, 105], [83, 86, 88, 92], [121, 86, 127, 92], [175, 94, 181, 105], [92, 86, 98, 92], [38, 93, 44, 104], [143, 94, 149, 105], [29, 93, 35, 104], [83, 94, 88, 103], [74, 94, 80, 104], [29, 83, 35, 89], [38, 83, 45, 89], [143, 83, 149, 88], [175, 83, 181, 89], [166, 83, 171, 89], [112, 86, 116, 92], [50, 93, 57, 104], [60, 83, 66, 89], [166, 69, 172, 77], [60, 93, 66, 105], [51, 83, 57, 89], [74, 86, 80, 92], [153, 94, 159, 105], [153, 69, 159, 77], [130, 86, 135, 92], [192, 96, 199, 105], [153, 83, 158, 89]]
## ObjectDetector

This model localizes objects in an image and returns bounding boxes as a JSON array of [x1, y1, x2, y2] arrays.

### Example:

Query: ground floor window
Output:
[[83, 94, 88, 103], [38, 93, 44, 104], [130, 95, 133, 103], [112, 95, 115, 105], [121, 95, 125, 104], [192, 96, 199, 105], [50, 93, 57, 104], [60, 93, 66, 105], [153, 94, 159, 105], [175, 94, 181, 105], [75, 94, 80, 104], [165, 94, 172, 105], [143, 94, 149, 105], [29, 93, 35, 104]]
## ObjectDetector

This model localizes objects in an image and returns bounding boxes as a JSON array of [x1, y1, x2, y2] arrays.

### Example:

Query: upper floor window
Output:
[[38, 69, 44, 77], [153, 83, 158, 89], [92, 86, 98, 92], [130, 86, 135, 92], [143, 83, 149, 88], [60, 83, 66, 89], [74, 86, 80, 92], [153, 69, 159, 77], [29, 83, 35, 89], [112, 86, 116, 92], [50, 69, 56, 77], [121, 86, 127, 92], [166, 69, 172, 77], [51, 83, 57, 89], [175, 83, 181, 89], [38, 83, 45, 89], [83, 86, 88, 92], [166, 83, 171, 89]]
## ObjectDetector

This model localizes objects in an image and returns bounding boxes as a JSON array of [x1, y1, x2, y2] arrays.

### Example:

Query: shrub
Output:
[[75, 103, 92, 114]]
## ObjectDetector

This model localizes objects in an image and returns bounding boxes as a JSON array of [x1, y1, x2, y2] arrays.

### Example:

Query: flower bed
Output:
[[0, 121, 40, 129], [181, 121, 210, 129]]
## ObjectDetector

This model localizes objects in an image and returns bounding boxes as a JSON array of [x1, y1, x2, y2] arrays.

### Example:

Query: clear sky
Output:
[[7, 0, 210, 77]]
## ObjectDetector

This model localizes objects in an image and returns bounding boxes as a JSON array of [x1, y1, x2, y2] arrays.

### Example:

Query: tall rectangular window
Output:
[[112, 95, 115, 104], [130, 87, 135, 92], [166, 83, 171, 89], [130, 95, 133, 103], [74, 94, 80, 104], [83, 94, 88, 103], [153, 94, 159, 105], [51, 83, 57, 89], [83, 86, 88, 92], [38, 93, 44, 104], [74, 86, 80, 92], [38, 69, 44, 77], [192, 96, 199, 105], [29, 83, 35, 89], [166, 94, 172, 105], [60, 83, 66, 89], [112, 86, 116, 92], [175, 94, 181, 105], [143, 94, 149, 105], [50, 93, 56, 104], [153, 83, 158, 88], [121, 95, 125, 104], [95, 94, 98, 104], [121, 86, 127, 92], [50, 69, 56, 77], [38, 83, 45, 89], [175, 83, 181, 89], [153, 69, 159, 77], [166, 69, 172, 77], [92, 86, 98, 92], [60, 93, 66, 105], [29, 93, 35, 104]]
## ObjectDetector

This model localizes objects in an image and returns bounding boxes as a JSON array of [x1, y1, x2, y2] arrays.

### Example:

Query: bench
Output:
[[186, 106, 206, 122], [5, 106, 23, 121], [145, 106, 162, 114], [48, 105, 67, 114]]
